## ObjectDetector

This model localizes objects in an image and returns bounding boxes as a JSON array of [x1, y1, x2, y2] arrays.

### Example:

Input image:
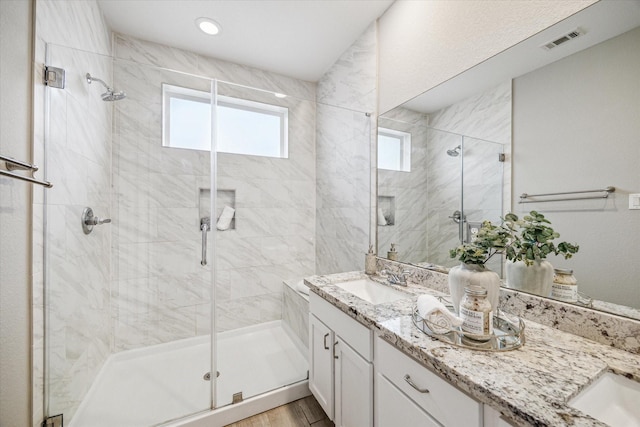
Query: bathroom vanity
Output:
[[306, 271, 640, 427]]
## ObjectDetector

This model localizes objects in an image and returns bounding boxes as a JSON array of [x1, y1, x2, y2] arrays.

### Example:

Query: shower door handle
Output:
[[200, 217, 210, 266]]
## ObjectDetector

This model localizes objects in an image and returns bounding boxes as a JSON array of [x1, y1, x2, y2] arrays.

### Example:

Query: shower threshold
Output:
[[70, 320, 308, 427]]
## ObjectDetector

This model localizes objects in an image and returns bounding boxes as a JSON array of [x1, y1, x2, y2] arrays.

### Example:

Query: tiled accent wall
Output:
[[316, 23, 378, 275], [33, 0, 113, 422], [111, 35, 317, 349]]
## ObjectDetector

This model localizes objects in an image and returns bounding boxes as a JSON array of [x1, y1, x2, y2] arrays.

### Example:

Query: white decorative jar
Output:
[[551, 268, 578, 302], [448, 263, 501, 315], [505, 259, 554, 297]]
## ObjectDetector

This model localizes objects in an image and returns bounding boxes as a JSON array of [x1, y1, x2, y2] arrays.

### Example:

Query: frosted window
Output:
[[162, 84, 288, 158], [378, 128, 411, 172]]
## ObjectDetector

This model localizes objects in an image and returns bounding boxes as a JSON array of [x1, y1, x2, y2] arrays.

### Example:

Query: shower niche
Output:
[[199, 188, 236, 231], [378, 195, 395, 226]]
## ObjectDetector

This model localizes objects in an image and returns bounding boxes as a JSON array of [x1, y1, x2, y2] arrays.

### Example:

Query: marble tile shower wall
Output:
[[33, 0, 113, 422], [111, 35, 316, 350], [377, 110, 430, 264], [426, 83, 511, 268], [316, 23, 377, 274]]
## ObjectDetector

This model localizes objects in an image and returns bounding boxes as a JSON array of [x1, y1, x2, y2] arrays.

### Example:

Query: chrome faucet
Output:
[[384, 269, 411, 286]]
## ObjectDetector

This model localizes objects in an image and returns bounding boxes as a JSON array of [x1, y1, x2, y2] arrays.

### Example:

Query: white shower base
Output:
[[71, 320, 309, 427]]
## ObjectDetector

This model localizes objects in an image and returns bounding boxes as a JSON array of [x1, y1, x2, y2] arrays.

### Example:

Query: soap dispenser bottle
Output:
[[365, 245, 377, 275], [387, 243, 398, 261]]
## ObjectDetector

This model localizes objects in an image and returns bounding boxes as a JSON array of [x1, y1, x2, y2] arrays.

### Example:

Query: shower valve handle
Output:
[[82, 207, 111, 234]]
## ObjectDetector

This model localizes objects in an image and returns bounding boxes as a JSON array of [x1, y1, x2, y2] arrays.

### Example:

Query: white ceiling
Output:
[[97, 0, 394, 82], [401, 0, 640, 114]]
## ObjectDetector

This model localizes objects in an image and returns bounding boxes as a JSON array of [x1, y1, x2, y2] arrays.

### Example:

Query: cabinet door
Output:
[[334, 337, 372, 427], [376, 374, 440, 427], [309, 314, 334, 420]]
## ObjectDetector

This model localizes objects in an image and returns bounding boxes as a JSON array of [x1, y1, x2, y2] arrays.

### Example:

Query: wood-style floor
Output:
[[225, 395, 334, 427]]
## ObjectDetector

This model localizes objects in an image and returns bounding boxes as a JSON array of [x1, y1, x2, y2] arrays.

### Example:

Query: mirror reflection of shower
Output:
[[86, 72, 126, 101], [446, 145, 461, 157]]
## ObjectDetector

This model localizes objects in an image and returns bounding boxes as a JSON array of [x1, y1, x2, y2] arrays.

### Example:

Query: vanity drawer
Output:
[[375, 336, 482, 427]]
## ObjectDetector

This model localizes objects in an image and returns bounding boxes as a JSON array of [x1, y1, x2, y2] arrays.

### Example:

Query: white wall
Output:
[[377, 0, 596, 113], [512, 26, 640, 308], [0, 2, 34, 426]]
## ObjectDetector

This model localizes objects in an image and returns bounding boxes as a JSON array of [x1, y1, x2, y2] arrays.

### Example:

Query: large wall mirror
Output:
[[376, 1, 640, 320]]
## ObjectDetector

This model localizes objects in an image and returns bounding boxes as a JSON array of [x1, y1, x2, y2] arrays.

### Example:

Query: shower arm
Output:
[[86, 73, 113, 92]]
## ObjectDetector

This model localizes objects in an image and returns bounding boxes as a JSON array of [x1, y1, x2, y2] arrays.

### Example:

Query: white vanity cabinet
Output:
[[309, 293, 373, 427], [375, 336, 483, 427]]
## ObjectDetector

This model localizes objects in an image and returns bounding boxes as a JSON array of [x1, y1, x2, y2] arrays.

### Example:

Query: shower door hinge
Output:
[[42, 414, 63, 427], [43, 66, 66, 89]]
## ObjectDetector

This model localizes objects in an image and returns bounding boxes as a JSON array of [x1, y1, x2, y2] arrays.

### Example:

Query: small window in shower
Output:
[[378, 127, 411, 172], [162, 84, 288, 158]]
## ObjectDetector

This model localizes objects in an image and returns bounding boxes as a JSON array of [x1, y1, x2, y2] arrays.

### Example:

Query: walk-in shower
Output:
[[86, 72, 126, 101], [42, 43, 320, 427]]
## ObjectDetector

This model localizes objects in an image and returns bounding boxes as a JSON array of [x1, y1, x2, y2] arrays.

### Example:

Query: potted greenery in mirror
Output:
[[502, 211, 579, 297], [448, 220, 509, 314]]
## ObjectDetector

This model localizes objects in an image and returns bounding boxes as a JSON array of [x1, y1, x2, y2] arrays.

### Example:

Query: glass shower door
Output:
[[212, 81, 312, 407], [42, 43, 215, 426]]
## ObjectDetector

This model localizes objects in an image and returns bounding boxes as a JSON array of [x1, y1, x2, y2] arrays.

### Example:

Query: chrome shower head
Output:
[[446, 145, 461, 157], [86, 73, 126, 101]]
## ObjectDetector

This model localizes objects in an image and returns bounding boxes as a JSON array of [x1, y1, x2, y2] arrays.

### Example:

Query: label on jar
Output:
[[460, 307, 493, 336], [551, 283, 578, 302]]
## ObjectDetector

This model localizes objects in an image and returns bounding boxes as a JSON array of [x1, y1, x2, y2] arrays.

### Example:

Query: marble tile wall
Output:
[[33, 0, 113, 423], [316, 23, 377, 275], [426, 82, 511, 269], [111, 35, 317, 349], [282, 281, 309, 348], [377, 109, 430, 264]]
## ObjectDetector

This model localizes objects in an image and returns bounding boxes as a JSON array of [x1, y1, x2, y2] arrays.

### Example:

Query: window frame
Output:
[[161, 83, 289, 158]]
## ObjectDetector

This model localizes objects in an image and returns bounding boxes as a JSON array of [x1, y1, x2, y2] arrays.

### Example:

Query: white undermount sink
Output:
[[334, 279, 410, 305], [569, 372, 640, 426]]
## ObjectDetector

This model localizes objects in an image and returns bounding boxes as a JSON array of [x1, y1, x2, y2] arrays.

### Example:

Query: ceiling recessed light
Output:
[[274, 93, 287, 99], [196, 17, 221, 36]]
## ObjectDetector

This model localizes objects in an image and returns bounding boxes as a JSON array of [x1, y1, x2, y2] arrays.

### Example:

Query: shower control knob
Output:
[[82, 207, 111, 234]]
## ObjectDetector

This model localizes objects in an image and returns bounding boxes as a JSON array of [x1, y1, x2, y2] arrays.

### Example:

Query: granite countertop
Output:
[[305, 271, 640, 427]]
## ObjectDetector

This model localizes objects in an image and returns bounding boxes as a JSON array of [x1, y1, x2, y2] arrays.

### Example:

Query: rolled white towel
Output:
[[216, 205, 235, 231], [378, 208, 387, 226], [296, 281, 310, 296], [417, 294, 463, 334]]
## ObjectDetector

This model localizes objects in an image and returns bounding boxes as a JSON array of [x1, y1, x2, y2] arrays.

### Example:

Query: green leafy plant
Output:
[[502, 211, 579, 265], [449, 220, 510, 266]]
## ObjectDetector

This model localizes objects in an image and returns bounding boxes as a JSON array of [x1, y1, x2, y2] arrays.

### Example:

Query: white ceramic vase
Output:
[[505, 259, 554, 297], [448, 263, 501, 315]]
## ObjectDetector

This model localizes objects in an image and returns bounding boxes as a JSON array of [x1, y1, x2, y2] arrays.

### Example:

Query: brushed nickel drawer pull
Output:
[[404, 374, 429, 393], [323, 333, 330, 350]]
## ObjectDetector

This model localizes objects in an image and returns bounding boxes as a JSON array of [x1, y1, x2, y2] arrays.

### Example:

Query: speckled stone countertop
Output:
[[305, 271, 640, 427]]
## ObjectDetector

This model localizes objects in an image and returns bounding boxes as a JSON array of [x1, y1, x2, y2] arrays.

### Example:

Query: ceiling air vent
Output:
[[541, 28, 584, 50]]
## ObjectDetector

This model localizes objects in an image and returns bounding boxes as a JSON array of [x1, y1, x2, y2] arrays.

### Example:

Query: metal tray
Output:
[[412, 302, 525, 352]]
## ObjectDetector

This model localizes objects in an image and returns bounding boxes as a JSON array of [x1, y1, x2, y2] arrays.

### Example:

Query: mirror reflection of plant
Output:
[[502, 211, 579, 265], [449, 220, 510, 266]]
